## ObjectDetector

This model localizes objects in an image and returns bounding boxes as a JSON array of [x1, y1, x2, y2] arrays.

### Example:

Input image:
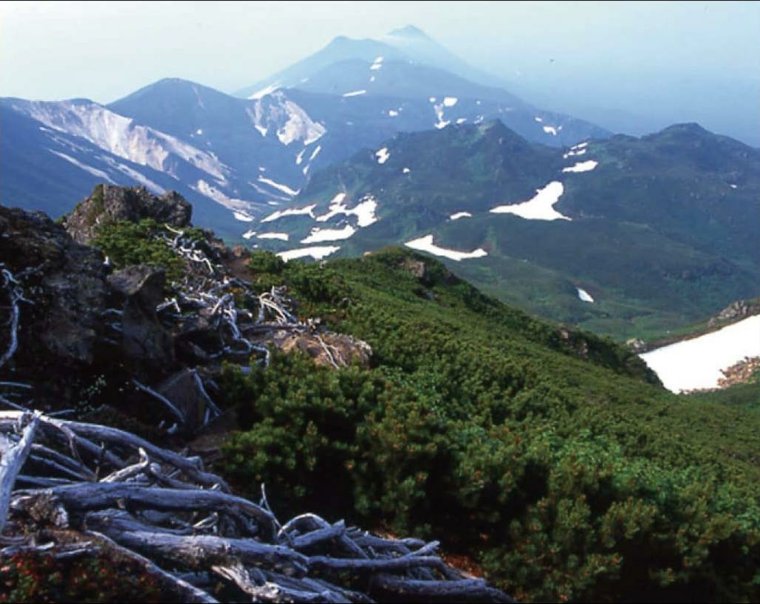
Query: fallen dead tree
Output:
[[0, 263, 28, 370], [0, 410, 513, 603]]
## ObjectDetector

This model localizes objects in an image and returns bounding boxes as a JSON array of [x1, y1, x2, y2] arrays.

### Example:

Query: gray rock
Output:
[[63, 184, 192, 245], [0, 206, 108, 365], [157, 369, 209, 434], [108, 265, 174, 366]]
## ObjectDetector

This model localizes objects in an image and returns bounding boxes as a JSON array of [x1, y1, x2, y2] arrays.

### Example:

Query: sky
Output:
[[1, 1, 759, 143]]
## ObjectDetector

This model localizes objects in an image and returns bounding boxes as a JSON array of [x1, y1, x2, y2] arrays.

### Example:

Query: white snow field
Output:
[[640, 315, 760, 392], [405, 235, 487, 261], [490, 182, 570, 221], [277, 246, 341, 262]]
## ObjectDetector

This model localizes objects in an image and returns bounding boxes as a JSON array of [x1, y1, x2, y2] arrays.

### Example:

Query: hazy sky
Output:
[[1, 1, 759, 142]]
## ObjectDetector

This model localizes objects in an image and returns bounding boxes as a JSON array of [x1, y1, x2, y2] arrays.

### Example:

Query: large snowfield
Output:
[[640, 315, 760, 392]]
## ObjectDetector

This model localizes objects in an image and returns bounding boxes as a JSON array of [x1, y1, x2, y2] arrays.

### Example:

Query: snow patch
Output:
[[278, 246, 340, 262], [295, 149, 306, 165], [376, 147, 390, 164], [640, 315, 760, 393], [405, 235, 487, 262], [276, 100, 326, 146], [370, 56, 384, 71], [449, 212, 472, 221], [543, 125, 562, 136], [242, 229, 257, 240], [563, 147, 587, 159], [432, 101, 450, 129], [48, 150, 114, 182], [248, 83, 281, 100], [256, 232, 289, 241], [562, 160, 598, 173], [456, 118, 467, 124], [490, 181, 570, 221], [20, 100, 227, 181], [233, 211, 255, 222], [261, 204, 316, 223], [342, 90, 367, 97], [729, 184, 738, 189], [403, 167, 411, 174], [577, 288, 594, 303], [388, 109, 399, 117], [443, 97, 458, 107], [315, 193, 378, 227], [534, 116, 544, 123], [308, 145, 322, 161], [195, 180, 254, 211], [257, 175, 300, 197], [301, 225, 357, 244], [98, 155, 165, 194]]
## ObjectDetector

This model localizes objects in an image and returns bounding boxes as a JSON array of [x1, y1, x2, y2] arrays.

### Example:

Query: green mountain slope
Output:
[[253, 121, 760, 339], [219, 248, 760, 602]]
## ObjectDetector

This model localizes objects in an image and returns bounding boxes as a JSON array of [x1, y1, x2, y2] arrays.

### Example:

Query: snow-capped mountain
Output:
[[236, 26, 607, 148], [0, 26, 608, 239]]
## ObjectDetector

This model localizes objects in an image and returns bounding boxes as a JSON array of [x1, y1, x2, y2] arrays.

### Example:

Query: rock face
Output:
[[107, 265, 174, 366], [708, 299, 760, 328], [0, 206, 109, 366], [63, 185, 192, 245], [1, 195, 374, 433]]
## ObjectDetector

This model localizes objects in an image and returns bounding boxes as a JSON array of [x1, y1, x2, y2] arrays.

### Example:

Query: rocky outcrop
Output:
[[718, 356, 760, 388], [107, 265, 174, 366], [0, 206, 108, 366], [708, 298, 760, 328], [63, 184, 192, 245], [272, 330, 373, 369]]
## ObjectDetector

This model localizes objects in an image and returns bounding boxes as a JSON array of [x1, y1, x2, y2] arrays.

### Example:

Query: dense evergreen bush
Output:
[[218, 249, 760, 601]]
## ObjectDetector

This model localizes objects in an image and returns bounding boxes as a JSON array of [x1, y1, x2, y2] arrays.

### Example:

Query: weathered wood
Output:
[[84, 508, 194, 536], [0, 266, 23, 369], [132, 379, 186, 424], [292, 520, 346, 550], [21, 483, 276, 539], [87, 530, 219, 604], [0, 410, 512, 603], [95, 529, 309, 576], [0, 412, 39, 532], [308, 553, 445, 573], [41, 416, 229, 490], [100, 447, 151, 483], [370, 574, 515, 603]]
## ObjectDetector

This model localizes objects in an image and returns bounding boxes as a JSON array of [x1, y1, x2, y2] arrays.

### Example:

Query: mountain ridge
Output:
[[251, 119, 760, 339]]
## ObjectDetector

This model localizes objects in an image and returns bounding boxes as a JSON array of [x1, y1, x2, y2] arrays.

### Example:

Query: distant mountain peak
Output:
[[386, 25, 431, 39], [661, 122, 709, 135]]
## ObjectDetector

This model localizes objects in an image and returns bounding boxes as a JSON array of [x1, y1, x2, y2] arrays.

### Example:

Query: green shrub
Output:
[[91, 218, 184, 280], [217, 250, 760, 602]]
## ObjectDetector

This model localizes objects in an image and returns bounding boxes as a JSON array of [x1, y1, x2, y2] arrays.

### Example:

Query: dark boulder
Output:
[[107, 265, 174, 367], [0, 206, 108, 366]]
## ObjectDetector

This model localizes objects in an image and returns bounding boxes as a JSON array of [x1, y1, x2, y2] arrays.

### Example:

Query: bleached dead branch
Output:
[[0, 410, 512, 603]]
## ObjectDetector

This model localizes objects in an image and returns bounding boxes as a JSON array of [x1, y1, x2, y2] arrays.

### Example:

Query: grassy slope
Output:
[[220, 249, 760, 602], [272, 122, 760, 340]]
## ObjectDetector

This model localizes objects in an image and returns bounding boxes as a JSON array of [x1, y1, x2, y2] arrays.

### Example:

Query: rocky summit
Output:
[[63, 184, 192, 245]]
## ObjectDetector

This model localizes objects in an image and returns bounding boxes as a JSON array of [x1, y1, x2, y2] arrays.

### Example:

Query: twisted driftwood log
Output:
[[0, 411, 512, 602]]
